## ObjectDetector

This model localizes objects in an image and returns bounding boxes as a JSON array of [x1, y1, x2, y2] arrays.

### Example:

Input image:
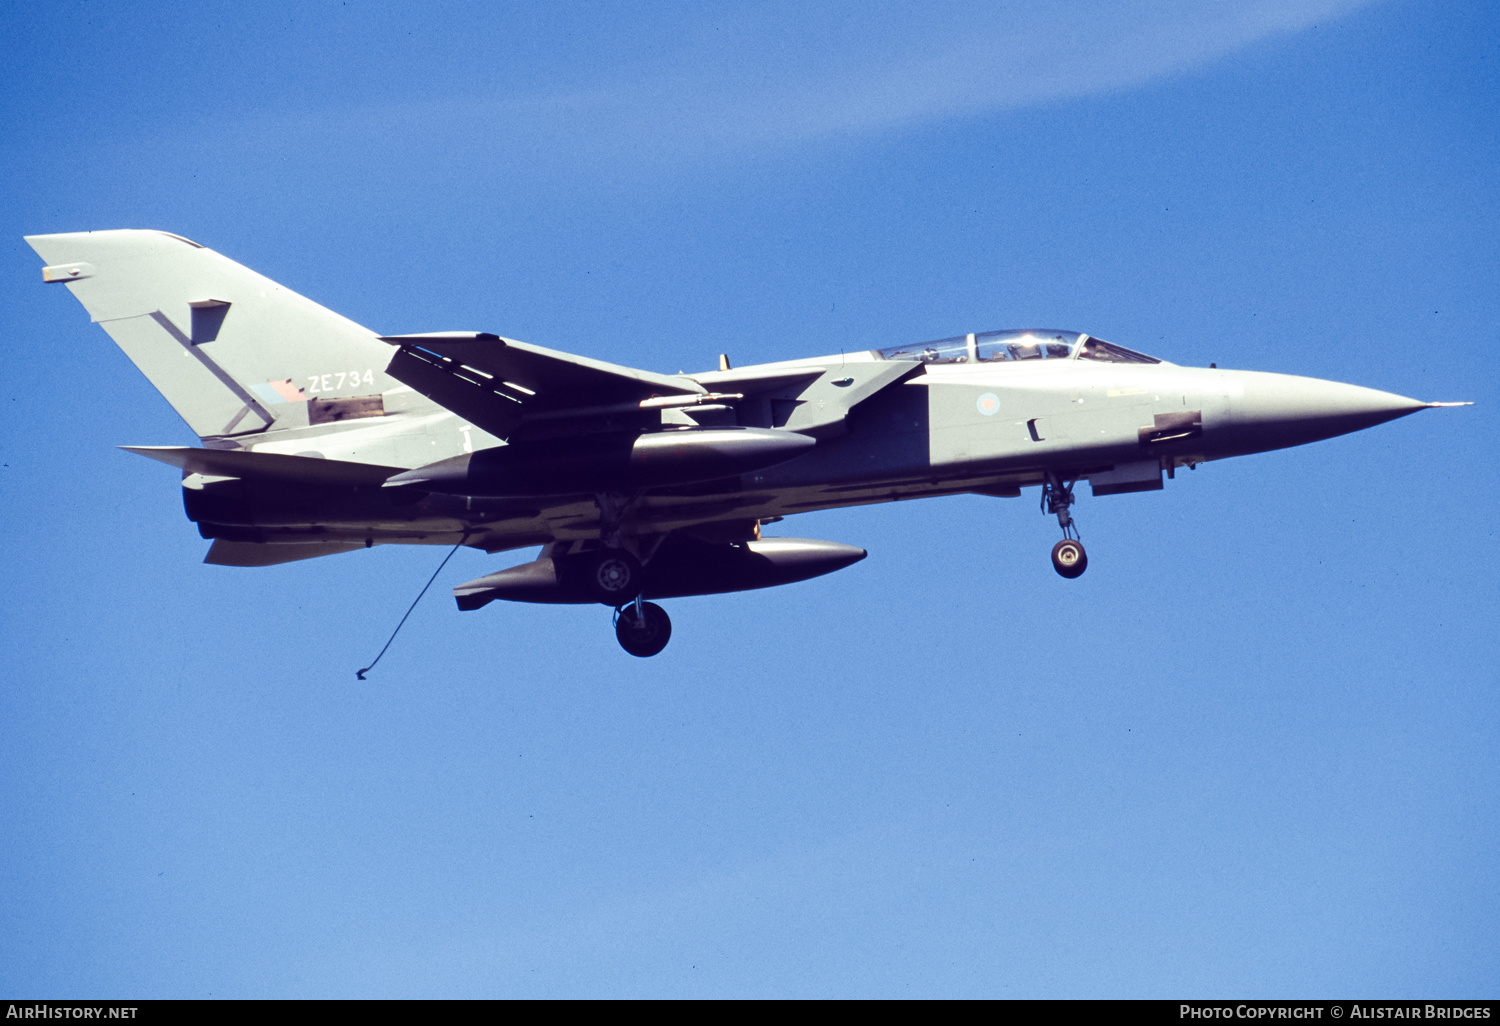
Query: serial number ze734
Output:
[[306, 369, 376, 395]]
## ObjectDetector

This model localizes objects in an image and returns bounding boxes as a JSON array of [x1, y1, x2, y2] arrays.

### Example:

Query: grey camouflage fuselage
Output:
[[27, 230, 1465, 653]]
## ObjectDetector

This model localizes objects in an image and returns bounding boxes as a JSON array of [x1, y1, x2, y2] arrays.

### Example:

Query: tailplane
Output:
[[26, 230, 399, 442]]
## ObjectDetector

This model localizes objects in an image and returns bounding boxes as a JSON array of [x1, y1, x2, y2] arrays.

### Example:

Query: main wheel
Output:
[[1051, 539, 1087, 579], [615, 602, 672, 657], [588, 550, 642, 603]]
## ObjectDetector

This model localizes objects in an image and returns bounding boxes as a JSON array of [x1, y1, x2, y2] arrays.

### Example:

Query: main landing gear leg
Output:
[[591, 493, 671, 653], [1042, 471, 1088, 579], [589, 492, 642, 604], [614, 595, 672, 657]]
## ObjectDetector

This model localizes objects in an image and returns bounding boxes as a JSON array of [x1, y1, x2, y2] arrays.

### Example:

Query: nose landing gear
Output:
[[1051, 538, 1087, 578], [614, 596, 672, 657], [1042, 472, 1087, 579]]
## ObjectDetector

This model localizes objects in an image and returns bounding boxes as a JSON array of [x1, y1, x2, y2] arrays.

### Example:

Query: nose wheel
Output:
[[614, 597, 672, 657], [1042, 472, 1088, 579], [1051, 538, 1087, 578]]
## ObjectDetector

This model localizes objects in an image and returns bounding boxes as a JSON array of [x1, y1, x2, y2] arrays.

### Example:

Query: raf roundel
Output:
[[976, 392, 1000, 416]]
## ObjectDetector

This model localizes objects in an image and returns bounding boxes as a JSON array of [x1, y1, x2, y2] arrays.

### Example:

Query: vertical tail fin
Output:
[[26, 230, 400, 442]]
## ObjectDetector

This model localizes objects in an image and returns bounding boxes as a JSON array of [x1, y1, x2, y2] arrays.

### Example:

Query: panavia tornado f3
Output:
[[27, 230, 1470, 656]]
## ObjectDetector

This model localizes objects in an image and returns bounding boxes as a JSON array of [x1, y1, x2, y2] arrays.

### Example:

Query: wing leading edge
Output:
[[379, 333, 705, 440]]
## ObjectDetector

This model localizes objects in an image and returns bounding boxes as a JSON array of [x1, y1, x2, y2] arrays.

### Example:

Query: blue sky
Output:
[[2, 0, 1497, 998]]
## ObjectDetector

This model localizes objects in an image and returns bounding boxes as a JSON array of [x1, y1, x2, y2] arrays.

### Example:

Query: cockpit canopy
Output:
[[874, 329, 1160, 365]]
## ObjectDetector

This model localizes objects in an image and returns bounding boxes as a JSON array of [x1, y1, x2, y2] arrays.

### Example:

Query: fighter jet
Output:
[[26, 230, 1469, 656]]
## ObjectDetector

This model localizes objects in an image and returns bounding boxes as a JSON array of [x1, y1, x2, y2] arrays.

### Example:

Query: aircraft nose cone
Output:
[[1229, 373, 1428, 453]]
